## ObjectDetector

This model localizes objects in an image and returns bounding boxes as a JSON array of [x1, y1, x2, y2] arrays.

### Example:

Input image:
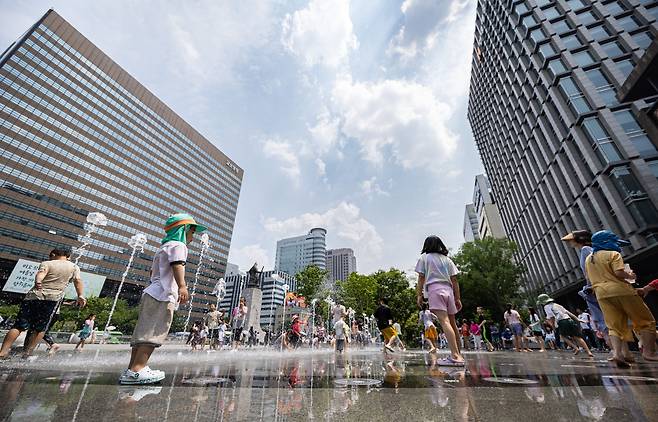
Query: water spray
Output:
[[184, 232, 210, 333], [103, 232, 147, 334]]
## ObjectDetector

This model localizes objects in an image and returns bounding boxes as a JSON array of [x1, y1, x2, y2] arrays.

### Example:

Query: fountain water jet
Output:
[[212, 277, 226, 310], [103, 232, 147, 335], [184, 232, 210, 333]]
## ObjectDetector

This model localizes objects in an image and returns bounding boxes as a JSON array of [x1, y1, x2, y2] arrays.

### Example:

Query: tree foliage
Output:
[[56, 297, 138, 334], [295, 265, 328, 300], [451, 237, 525, 321]]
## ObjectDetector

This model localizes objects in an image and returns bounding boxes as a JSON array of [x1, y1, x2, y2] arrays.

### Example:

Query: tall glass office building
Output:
[[0, 10, 243, 317], [468, 0, 658, 300], [275, 228, 327, 277]]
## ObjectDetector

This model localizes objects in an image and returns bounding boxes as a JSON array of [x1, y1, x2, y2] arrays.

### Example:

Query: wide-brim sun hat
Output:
[[560, 233, 575, 241], [163, 213, 207, 233], [537, 294, 554, 306]]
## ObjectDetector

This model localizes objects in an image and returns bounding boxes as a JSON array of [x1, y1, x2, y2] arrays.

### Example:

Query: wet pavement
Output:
[[1, 346, 658, 421]]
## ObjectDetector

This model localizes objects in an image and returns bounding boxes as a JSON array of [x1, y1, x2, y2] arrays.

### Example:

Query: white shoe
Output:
[[118, 386, 162, 401], [119, 367, 165, 385]]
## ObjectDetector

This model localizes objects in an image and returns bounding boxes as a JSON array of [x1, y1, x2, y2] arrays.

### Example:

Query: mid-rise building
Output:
[[274, 228, 327, 277], [220, 270, 297, 331], [463, 204, 480, 242], [468, 0, 658, 299], [326, 248, 357, 282], [0, 10, 243, 319]]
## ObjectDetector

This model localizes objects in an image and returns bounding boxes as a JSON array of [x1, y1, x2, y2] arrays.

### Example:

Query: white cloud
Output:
[[281, 0, 358, 68], [228, 244, 272, 272], [388, 0, 472, 61], [331, 77, 458, 170], [307, 110, 340, 154], [263, 202, 383, 268], [360, 177, 390, 198], [262, 139, 301, 181], [315, 158, 327, 176]]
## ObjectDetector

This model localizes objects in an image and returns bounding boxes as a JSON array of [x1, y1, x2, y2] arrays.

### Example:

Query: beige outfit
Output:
[[24, 259, 80, 301], [131, 293, 175, 347]]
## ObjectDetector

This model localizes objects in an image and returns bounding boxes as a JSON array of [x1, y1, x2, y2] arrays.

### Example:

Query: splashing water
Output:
[[212, 277, 226, 309], [103, 233, 147, 334], [42, 213, 108, 334], [183, 233, 210, 333]]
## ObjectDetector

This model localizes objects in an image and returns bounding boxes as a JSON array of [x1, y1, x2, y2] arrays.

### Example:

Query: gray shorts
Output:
[[130, 294, 175, 348]]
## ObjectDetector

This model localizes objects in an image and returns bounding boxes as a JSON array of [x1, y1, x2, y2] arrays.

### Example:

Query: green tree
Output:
[[336, 273, 378, 316], [452, 237, 526, 321], [295, 265, 328, 300], [56, 297, 138, 334]]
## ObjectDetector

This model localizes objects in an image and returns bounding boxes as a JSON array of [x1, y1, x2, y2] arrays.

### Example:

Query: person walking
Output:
[[374, 298, 397, 353], [562, 230, 611, 353], [584, 230, 658, 367], [333, 315, 350, 354], [415, 235, 464, 366], [528, 307, 546, 352], [74, 314, 95, 351], [477, 316, 494, 352], [0, 248, 86, 359], [576, 308, 597, 349], [205, 304, 222, 350], [392, 321, 407, 351], [503, 304, 531, 352], [232, 297, 248, 348], [470, 320, 482, 351], [537, 294, 594, 358], [119, 213, 204, 384], [419, 303, 439, 353]]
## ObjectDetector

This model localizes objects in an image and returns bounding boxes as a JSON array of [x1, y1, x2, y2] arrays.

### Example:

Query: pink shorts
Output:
[[427, 283, 457, 315]]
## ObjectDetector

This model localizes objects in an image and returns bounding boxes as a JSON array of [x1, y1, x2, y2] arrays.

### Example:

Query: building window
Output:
[[582, 117, 622, 163], [561, 32, 583, 49], [536, 0, 553, 6], [609, 165, 658, 226], [539, 41, 558, 59], [577, 9, 599, 25], [600, 40, 626, 58], [543, 6, 561, 20], [548, 57, 569, 76], [616, 14, 641, 32], [604, 1, 627, 16], [530, 27, 548, 44], [565, 0, 588, 11], [522, 14, 539, 29], [631, 31, 654, 50], [559, 76, 591, 114], [614, 58, 635, 79], [514, 1, 529, 16], [589, 23, 611, 41], [613, 109, 658, 156], [585, 68, 617, 106], [649, 160, 658, 179], [572, 49, 596, 66], [553, 19, 573, 33]]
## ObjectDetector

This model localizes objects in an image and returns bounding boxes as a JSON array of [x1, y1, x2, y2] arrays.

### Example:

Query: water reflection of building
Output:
[[0, 9, 243, 319], [220, 270, 296, 329]]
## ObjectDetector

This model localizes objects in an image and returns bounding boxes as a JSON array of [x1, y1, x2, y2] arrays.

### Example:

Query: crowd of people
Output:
[[1, 212, 657, 385]]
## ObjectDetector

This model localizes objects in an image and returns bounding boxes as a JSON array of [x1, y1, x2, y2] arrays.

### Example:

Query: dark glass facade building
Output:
[[468, 0, 658, 300], [0, 10, 243, 318]]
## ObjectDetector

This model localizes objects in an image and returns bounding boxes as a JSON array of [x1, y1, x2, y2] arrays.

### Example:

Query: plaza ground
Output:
[[1, 345, 657, 421]]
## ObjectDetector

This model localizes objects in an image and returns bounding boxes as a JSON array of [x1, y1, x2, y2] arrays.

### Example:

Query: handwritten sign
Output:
[[3, 259, 106, 299]]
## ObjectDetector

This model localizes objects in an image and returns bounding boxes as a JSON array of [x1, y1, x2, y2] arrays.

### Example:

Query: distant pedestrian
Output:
[[232, 297, 248, 348], [74, 314, 95, 351], [503, 304, 530, 352], [392, 321, 407, 351], [119, 213, 204, 384], [419, 304, 439, 353], [0, 248, 86, 359], [374, 298, 397, 353], [537, 294, 593, 358], [415, 235, 464, 366], [477, 316, 494, 352], [576, 308, 597, 349], [333, 315, 350, 353], [585, 230, 658, 366], [528, 307, 546, 352], [205, 304, 222, 350], [470, 320, 482, 351]]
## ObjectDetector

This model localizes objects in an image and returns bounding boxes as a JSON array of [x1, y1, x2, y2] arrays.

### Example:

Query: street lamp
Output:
[[280, 284, 290, 352]]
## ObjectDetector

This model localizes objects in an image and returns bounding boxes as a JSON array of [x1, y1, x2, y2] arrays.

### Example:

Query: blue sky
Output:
[[0, 0, 484, 274]]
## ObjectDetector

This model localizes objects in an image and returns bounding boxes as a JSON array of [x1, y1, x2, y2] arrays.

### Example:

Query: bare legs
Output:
[[640, 331, 658, 361], [128, 345, 155, 372], [0, 329, 45, 358], [433, 310, 464, 362]]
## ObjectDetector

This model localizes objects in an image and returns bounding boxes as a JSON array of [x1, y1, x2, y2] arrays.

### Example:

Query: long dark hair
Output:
[[421, 235, 449, 255], [573, 230, 592, 246]]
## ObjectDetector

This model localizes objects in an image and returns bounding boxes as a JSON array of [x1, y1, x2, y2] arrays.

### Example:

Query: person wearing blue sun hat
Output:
[[584, 230, 658, 368], [120, 213, 207, 385]]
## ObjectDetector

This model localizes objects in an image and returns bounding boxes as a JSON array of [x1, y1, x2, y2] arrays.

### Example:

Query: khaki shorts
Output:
[[381, 327, 397, 342], [131, 294, 175, 348]]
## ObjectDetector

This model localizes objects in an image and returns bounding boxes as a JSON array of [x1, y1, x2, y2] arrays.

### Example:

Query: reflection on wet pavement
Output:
[[1, 348, 658, 421]]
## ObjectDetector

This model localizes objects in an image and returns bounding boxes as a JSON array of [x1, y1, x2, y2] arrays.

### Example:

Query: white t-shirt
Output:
[[544, 303, 570, 321], [419, 310, 436, 329], [143, 241, 188, 303], [415, 253, 460, 289], [393, 322, 402, 335], [504, 310, 521, 325], [578, 312, 591, 330], [333, 319, 349, 340], [529, 314, 542, 331]]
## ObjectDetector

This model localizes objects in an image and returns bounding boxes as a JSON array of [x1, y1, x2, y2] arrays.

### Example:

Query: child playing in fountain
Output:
[[75, 314, 95, 351], [333, 315, 350, 353], [120, 213, 206, 385], [0, 247, 86, 359], [419, 303, 439, 353], [374, 297, 397, 353]]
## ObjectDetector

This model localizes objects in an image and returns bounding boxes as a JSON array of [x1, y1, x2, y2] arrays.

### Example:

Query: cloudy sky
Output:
[[0, 0, 484, 274]]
